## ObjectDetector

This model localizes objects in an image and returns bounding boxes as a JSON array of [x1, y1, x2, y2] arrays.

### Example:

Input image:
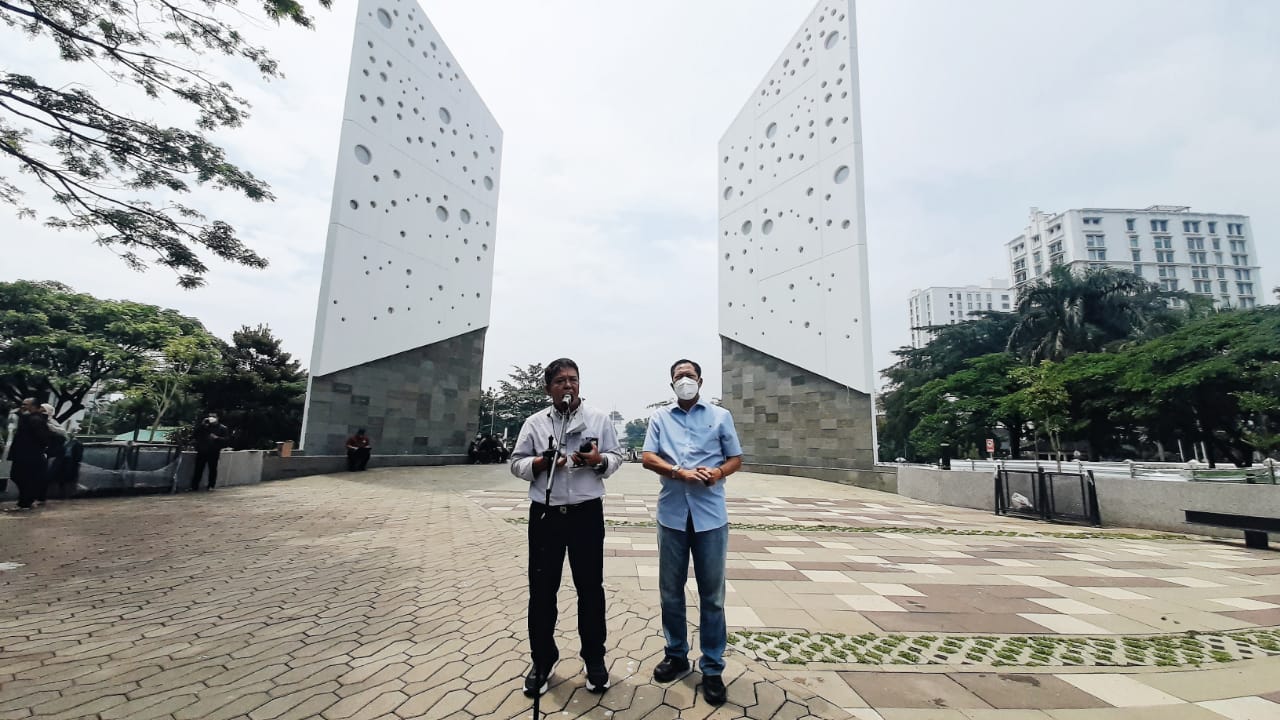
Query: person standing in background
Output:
[[191, 413, 229, 491]]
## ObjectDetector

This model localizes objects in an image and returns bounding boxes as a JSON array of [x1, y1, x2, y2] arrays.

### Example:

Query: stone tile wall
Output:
[[302, 329, 485, 455], [721, 335, 874, 470]]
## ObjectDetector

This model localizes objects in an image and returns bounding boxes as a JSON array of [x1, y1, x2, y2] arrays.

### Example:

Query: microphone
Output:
[[561, 393, 572, 405]]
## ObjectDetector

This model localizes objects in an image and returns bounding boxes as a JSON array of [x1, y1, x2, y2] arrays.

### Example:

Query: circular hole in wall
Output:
[[349, 200, 358, 210], [766, 122, 778, 139], [439, 107, 452, 124], [723, 186, 734, 200], [376, 8, 392, 27], [459, 208, 471, 224], [762, 219, 774, 234], [436, 205, 449, 222], [405, 268, 412, 275], [842, 220, 851, 229], [741, 220, 752, 235], [834, 165, 851, 184], [825, 31, 840, 49], [354, 145, 372, 164], [483, 176, 494, 190]]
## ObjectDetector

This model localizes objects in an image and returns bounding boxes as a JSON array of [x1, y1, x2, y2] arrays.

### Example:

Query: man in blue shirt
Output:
[[642, 359, 742, 706]]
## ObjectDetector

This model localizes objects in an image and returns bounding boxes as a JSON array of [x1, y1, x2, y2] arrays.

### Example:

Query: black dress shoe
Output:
[[584, 658, 610, 693], [702, 674, 726, 705], [652, 655, 690, 683], [523, 663, 551, 697]]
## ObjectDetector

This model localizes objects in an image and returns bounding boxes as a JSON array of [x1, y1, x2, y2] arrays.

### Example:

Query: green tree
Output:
[[1008, 265, 1196, 362], [1009, 361, 1071, 466], [904, 353, 1025, 460], [0, 279, 211, 421], [478, 364, 548, 440], [137, 334, 221, 435], [1, 0, 330, 287], [879, 312, 1018, 461], [624, 418, 648, 448], [185, 325, 306, 449], [1114, 306, 1280, 467]]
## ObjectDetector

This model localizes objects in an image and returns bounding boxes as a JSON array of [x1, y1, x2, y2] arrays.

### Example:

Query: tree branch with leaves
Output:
[[0, 0, 329, 287]]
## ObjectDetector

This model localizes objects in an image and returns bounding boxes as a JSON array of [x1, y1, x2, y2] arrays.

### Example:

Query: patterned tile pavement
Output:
[[0, 463, 1277, 719]]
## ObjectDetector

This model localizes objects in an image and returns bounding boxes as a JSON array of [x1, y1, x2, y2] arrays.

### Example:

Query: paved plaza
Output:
[[1, 464, 1278, 719]]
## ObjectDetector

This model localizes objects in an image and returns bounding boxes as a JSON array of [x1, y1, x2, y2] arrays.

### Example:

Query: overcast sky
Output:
[[2, 0, 1277, 424]]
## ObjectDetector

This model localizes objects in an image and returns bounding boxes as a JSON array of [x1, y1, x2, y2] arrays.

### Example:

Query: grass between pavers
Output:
[[503, 517, 1190, 541], [726, 629, 1280, 668]]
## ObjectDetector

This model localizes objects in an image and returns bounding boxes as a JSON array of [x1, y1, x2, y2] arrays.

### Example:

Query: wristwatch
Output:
[[670, 465, 681, 479]]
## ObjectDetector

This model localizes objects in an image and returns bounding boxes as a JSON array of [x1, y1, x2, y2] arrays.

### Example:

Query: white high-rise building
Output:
[[907, 279, 1012, 348], [1006, 206, 1263, 310]]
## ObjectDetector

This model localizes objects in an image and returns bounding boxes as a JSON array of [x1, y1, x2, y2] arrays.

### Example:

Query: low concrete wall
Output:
[[894, 465, 1280, 539], [745, 463, 898, 494], [261, 454, 465, 482], [174, 450, 265, 490], [1095, 475, 1280, 537], [897, 466, 992, 511]]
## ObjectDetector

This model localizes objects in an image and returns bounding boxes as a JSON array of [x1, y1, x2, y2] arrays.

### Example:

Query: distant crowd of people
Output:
[[468, 433, 510, 464], [3, 399, 80, 511]]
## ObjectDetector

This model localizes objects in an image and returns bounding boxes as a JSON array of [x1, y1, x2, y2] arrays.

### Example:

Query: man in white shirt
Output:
[[510, 358, 624, 698]]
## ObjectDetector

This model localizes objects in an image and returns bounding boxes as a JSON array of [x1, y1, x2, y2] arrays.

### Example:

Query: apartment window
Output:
[[1034, 264, 1044, 275], [1125, 218, 1136, 232], [1015, 270, 1027, 283], [1154, 236, 1172, 249], [1050, 254, 1064, 267], [1049, 241, 1063, 254], [1182, 220, 1201, 233], [1232, 254, 1249, 266], [1235, 269, 1252, 281], [1012, 242, 1025, 255], [1212, 238, 1220, 250], [1050, 224, 1062, 235], [1085, 234, 1106, 248], [1151, 219, 1169, 232], [1160, 279, 1180, 291], [1229, 239, 1246, 252], [1132, 264, 1144, 277], [1237, 282, 1254, 296], [1083, 216, 1102, 225], [1131, 249, 1142, 261], [1156, 250, 1175, 263], [1014, 258, 1026, 271], [1241, 297, 1256, 309], [1191, 266, 1209, 279], [1207, 221, 1217, 234], [1227, 222, 1244, 235], [1087, 248, 1107, 261], [1187, 237, 1204, 250], [1194, 280, 1213, 293], [1158, 265, 1176, 279], [1032, 234, 1041, 244], [1189, 251, 1207, 264], [1215, 251, 1224, 265], [1217, 267, 1227, 279], [1033, 251, 1042, 263], [1220, 280, 1230, 293], [1129, 235, 1140, 248], [1001, 302, 1011, 310]]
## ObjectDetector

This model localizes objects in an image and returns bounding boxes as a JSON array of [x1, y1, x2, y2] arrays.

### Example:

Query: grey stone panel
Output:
[[720, 336, 874, 471], [303, 329, 485, 455]]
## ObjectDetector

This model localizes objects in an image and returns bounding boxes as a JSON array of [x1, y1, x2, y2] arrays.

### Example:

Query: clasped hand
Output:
[[674, 466, 722, 486]]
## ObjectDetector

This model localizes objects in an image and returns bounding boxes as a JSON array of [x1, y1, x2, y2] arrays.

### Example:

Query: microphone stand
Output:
[[532, 394, 574, 720]]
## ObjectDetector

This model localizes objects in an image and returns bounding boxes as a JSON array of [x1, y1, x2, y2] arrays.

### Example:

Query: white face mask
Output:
[[672, 377, 699, 401]]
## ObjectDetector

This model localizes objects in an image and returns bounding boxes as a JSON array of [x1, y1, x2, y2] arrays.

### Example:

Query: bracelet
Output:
[[670, 465, 681, 478]]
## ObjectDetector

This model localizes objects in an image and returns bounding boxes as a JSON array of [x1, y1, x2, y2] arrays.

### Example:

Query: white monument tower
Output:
[[718, 0, 879, 479], [301, 0, 502, 454]]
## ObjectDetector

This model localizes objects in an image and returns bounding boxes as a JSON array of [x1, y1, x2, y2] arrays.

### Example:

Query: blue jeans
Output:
[[657, 516, 729, 676]]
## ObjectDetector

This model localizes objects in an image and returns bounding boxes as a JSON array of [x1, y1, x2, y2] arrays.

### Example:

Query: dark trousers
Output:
[[527, 498, 606, 670], [11, 458, 46, 508], [347, 447, 371, 471], [191, 451, 220, 490]]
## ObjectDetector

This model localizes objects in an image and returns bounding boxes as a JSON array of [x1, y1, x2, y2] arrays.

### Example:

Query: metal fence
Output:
[[995, 466, 1101, 527]]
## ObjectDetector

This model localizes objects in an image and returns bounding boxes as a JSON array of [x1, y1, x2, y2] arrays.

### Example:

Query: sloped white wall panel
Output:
[[718, 0, 872, 394], [311, 0, 502, 377]]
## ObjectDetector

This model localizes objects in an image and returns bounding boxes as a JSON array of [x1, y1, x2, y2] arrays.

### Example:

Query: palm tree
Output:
[[1008, 265, 1192, 362]]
